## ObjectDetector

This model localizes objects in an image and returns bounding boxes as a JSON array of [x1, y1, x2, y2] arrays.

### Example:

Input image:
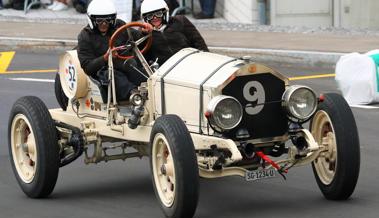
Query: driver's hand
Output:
[[141, 23, 153, 33], [103, 51, 109, 61], [103, 49, 119, 61]]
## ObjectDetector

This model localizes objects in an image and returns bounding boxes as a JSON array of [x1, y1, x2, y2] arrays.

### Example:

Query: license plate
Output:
[[245, 168, 276, 181]]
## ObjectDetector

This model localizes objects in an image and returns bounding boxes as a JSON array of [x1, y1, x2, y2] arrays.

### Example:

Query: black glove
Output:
[[96, 68, 109, 86]]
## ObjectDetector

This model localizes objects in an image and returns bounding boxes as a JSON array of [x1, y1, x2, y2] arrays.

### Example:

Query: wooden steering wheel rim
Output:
[[109, 22, 152, 60]]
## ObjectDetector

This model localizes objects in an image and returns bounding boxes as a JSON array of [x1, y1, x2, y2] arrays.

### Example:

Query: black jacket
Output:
[[77, 19, 141, 77], [145, 15, 209, 65]]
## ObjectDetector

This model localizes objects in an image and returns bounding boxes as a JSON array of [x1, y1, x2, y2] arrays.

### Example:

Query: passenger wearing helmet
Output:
[[141, 0, 208, 66], [77, 0, 151, 102]]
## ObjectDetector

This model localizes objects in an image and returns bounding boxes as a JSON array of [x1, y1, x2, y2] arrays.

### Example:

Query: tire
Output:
[[310, 93, 360, 200], [54, 73, 68, 111], [8, 96, 60, 198], [150, 115, 199, 218]]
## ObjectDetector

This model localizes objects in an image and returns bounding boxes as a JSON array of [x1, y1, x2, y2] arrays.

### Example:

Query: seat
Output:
[[24, 0, 41, 14]]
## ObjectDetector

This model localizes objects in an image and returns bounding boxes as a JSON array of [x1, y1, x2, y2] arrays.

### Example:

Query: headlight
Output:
[[206, 95, 243, 131], [282, 85, 317, 121]]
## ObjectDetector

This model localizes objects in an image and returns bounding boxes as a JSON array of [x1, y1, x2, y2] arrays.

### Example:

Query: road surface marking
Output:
[[0, 51, 16, 73], [9, 78, 54, 83], [289, 74, 335, 81], [3, 68, 334, 82], [350, 104, 379, 109], [0, 36, 77, 43], [210, 46, 346, 56], [7, 73, 335, 82], [4, 69, 57, 74]]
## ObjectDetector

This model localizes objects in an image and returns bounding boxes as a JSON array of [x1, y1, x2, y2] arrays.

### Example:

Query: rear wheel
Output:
[[54, 73, 68, 111], [8, 96, 60, 198], [310, 93, 360, 200], [150, 115, 199, 218]]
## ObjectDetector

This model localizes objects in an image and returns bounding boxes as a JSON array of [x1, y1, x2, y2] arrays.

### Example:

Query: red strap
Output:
[[256, 151, 288, 173]]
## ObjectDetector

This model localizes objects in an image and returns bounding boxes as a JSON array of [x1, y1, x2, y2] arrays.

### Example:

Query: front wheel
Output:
[[8, 96, 60, 198], [150, 115, 199, 218], [310, 93, 360, 200]]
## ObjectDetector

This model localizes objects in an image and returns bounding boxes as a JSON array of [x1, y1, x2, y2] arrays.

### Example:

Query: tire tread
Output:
[[150, 115, 199, 218], [8, 96, 59, 198], [311, 93, 360, 200]]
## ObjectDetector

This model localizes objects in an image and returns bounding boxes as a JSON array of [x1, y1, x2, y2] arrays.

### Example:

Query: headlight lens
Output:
[[206, 95, 243, 131], [283, 86, 317, 121]]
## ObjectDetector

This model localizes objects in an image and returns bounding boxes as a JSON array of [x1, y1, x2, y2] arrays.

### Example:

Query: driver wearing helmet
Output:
[[141, 0, 209, 66], [77, 0, 152, 102]]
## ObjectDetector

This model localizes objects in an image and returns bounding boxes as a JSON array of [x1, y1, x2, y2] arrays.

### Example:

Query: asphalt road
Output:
[[0, 51, 378, 218]]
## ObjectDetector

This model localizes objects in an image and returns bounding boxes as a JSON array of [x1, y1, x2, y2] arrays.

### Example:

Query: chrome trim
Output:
[[206, 95, 243, 131], [217, 63, 289, 92], [129, 93, 143, 106], [237, 63, 289, 82], [282, 85, 318, 121]]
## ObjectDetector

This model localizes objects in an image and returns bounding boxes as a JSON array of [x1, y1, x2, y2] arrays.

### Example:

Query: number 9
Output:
[[243, 81, 265, 115]]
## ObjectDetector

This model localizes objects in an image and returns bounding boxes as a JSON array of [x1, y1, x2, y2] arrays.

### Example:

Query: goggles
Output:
[[95, 17, 115, 25], [144, 10, 164, 21]]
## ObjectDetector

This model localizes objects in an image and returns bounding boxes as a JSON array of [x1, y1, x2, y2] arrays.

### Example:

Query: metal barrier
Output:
[[172, 0, 194, 16], [24, 0, 41, 14]]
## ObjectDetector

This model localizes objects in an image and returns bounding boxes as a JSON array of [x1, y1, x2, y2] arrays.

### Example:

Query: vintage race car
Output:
[[8, 22, 360, 218]]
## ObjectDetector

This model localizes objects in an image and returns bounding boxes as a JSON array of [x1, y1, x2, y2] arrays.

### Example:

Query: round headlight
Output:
[[206, 95, 243, 131], [282, 86, 317, 121]]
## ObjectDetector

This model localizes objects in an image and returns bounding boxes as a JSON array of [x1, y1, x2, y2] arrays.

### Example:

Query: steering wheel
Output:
[[109, 22, 152, 60]]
